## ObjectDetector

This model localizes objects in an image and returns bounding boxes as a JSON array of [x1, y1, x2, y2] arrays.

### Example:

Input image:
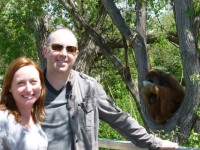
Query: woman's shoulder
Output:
[[0, 109, 9, 121], [0, 109, 8, 115], [0, 110, 15, 123]]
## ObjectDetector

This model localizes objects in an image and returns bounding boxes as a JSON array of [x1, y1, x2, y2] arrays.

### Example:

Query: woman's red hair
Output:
[[0, 56, 46, 123]]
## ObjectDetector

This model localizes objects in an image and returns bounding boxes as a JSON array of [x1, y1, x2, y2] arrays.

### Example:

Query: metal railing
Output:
[[98, 138, 200, 150], [98, 138, 147, 150]]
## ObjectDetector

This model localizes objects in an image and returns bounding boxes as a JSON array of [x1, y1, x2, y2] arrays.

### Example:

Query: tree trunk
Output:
[[33, 16, 48, 70], [59, 0, 140, 111], [57, 0, 200, 141], [172, 0, 200, 140], [134, 0, 151, 129], [74, 31, 100, 74], [100, 0, 165, 130]]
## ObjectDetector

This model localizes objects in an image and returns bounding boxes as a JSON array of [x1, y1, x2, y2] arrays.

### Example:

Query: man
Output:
[[41, 27, 178, 150]]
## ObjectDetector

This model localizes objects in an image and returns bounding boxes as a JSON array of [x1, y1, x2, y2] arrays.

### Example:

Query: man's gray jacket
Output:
[[42, 70, 163, 150]]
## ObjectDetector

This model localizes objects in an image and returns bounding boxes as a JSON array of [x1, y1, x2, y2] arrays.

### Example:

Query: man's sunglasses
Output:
[[50, 44, 77, 53]]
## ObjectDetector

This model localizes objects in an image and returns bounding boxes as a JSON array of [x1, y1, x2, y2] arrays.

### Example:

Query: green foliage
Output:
[[190, 74, 200, 117], [0, 0, 47, 75], [154, 127, 200, 148], [182, 130, 200, 148], [154, 126, 180, 142], [186, 0, 200, 17], [90, 54, 143, 141], [148, 0, 169, 17], [148, 35, 182, 79], [148, 10, 182, 81], [190, 73, 200, 85], [0, 0, 199, 147], [98, 121, 126, 140], [195, 107, 200, 117], [193, 0, 200, 16]]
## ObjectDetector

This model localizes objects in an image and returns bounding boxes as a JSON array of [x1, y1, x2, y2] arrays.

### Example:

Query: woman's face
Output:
[[10, 65, 42, 109]]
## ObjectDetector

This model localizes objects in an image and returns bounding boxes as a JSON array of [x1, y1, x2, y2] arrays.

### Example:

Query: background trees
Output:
[[0, 0, 200, 146]]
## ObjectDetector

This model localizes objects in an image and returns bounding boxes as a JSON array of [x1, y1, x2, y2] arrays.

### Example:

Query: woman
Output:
[[0, 57, 48, 150]]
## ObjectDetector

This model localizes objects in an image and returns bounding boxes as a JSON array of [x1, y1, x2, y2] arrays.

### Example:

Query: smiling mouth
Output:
[[22, 95, 34, 100], [56, 59, 68, 65], [58, 60, 65, 63]]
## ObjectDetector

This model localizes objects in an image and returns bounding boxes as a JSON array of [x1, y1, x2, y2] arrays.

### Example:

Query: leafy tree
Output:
[[1, 0, 200, 145], [57, 0, 200, 143], [0, 0, 48, 72]]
